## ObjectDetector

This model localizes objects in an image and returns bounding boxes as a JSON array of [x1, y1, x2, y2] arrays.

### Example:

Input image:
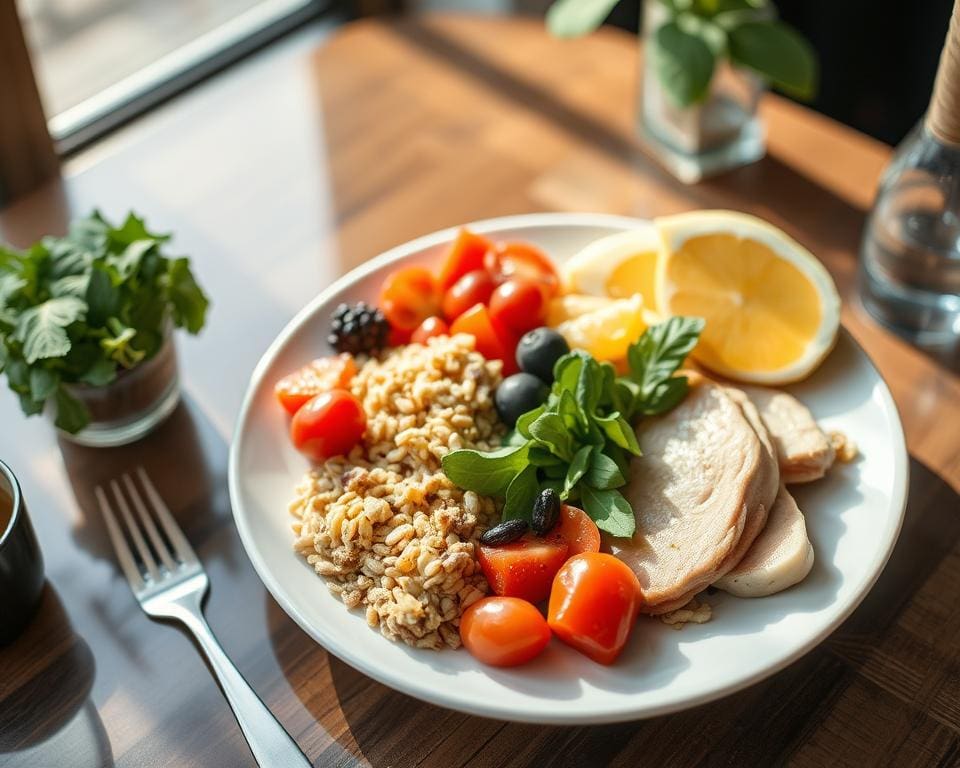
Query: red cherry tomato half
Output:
[[442, 269, 496, 321], [274, 354, 357, 415], [438, 228, 494, 291], [556, 504, 601, 557], [478, 532, 569, 604], [449, 303, 519, 374], [290, 390, 366, 462], [411, 316, 449, 344], [485, 242, 560, 297], [488, 278, 548, 334], [379, 266, 441, 332], [460, 597, 551, 667], [548, 552, 642, 665]]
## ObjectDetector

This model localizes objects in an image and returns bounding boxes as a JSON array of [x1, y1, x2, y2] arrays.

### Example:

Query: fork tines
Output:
[[95, 467, 198, 590]]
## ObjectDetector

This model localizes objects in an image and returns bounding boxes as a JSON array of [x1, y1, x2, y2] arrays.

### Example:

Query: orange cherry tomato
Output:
[[478, 532, 569, 604], [485, 242, 560, 297], [556, 504, 601, 557], [290, 390, 366, 461], [274, 354, 357, 415], [460, 597, 551, 667], [442, 269, 496, 321], [548, 552, 642, 665], [379, 266, 441, 332], [449, 303, 519, 374], [438, 228, 494, 291], [411, 316, 449, 344], [488, 278, 548, 334]]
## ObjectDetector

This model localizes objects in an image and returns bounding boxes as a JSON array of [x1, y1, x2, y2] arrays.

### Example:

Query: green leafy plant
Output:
[[0, 211, 209, 434], [547, 0, 818, 107], [442, 316, 703, 537]]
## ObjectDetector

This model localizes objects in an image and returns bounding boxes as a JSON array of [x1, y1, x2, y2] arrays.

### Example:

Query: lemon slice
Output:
[[655, 210, 840, 384], [551, 294, 647, 362], [561, 226, 661, 307]]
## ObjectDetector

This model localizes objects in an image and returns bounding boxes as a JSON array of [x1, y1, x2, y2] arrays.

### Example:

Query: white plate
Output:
[[229, 213, 908, 724]]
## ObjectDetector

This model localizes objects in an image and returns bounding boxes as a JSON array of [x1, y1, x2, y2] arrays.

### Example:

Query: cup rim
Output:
[[0, 458, 23, 547]]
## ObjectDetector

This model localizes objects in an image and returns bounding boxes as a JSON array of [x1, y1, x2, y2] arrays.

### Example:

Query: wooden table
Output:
[[1, 14, 958, 768]]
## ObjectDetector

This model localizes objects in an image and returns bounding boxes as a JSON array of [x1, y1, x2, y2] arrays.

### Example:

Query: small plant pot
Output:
[[47, 331, 181, 447], [638, 1, 767, 183]]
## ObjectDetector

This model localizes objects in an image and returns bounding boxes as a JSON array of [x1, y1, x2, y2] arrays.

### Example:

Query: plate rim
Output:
[[228, 212, 909, 724]]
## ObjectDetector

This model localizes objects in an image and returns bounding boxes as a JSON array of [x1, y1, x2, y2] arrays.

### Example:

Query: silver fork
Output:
[[96, 467, 311, 768]]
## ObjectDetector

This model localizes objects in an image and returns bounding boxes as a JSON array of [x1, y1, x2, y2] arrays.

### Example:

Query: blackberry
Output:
[[327, 302, 391, 354]]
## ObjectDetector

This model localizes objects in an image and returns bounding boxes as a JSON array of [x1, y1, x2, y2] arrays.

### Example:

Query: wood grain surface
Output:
[[1, 15, 958, 768]]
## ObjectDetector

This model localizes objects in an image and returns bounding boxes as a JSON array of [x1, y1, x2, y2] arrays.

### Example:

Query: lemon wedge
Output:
[[655, 210, 840, 384], [550, 294, 647, 362], [561, 226, 662, 307]]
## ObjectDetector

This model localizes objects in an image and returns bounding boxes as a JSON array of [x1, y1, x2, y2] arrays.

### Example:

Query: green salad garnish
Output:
[[0, 210, 209, 434], [442, 316, 704, 538]]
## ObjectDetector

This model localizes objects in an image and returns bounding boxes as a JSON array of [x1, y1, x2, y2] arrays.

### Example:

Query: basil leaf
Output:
[[585, 450, 626, 490], [581, 485, 636, 537], [575, 355, 601, 415], [441, 443, 530, 497], [529, 412, 574, 461], [563, 445, 593, 499], [628, 316, 704, 399], [596, 413, 642, 456], [728, 19, 818, 100], [502, 465, 540, 521], [652, 20, 716, 107], [638, 376, 690, 416], [597, 361, 616, 407], [613, 378, 641, 419], [54, 387, 90, 433]]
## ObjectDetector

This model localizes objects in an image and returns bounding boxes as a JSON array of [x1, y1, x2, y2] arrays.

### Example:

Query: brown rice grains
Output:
[[290, 333, 504, 649]]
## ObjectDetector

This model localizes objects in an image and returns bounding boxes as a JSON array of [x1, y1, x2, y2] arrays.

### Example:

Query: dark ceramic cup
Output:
[[0, 460, 45, 644]]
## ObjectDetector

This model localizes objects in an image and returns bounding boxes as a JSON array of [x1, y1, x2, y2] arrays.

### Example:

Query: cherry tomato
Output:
[[556, 504, 601, 557], [548, 552, 642, 665], [460, 597, 551, 667], [449, 303, 519, 374], [485, 242, 560, 297], [379, 266, 441, 332], [411, 316, 449, 344], [290, 390, 366, 461], [488, 278, 548, 334], [442, 269, 496, 321], [478, 532, 569, 604], [438, 228, 494, 291], [274, 354, 357, 415]]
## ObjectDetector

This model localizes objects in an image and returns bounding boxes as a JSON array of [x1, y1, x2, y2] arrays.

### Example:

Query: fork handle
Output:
[[176, 608, 312, 767]]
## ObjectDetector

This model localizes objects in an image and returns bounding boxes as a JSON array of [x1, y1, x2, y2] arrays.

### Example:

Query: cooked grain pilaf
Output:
[[290, 334, 504, 649]]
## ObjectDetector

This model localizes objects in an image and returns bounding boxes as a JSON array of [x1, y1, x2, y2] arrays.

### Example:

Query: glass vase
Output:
[[639, 0, 766, 183], [47, 328, 181, 447]]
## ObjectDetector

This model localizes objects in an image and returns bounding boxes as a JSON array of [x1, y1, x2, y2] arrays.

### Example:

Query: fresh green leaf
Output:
[[575, 356, 601, 415], [441, 443, 530, 497], [553, 351, 587, 394], [529, 446, 565, 467], [0, 273, 26, 306], [728, 19, 818, 99], [516, 404, 546, 439], [546, 0, 620, 38], [18, 391, 45, 416], [0, 343, 6, 373], [50, 274, 90, 299], [13, 297, 87, 364], [5, 357, 29, 391], [596, 412, 642, 456], [692, 0, 766, 16], [652, 20, 717, 107], [563, 445, 593, 499], [581, 485, 636, 537], [638, 375, 690, 416], [529, 411, 574, 461], [502, 465, 540, 521], [613, 378, 641, 419], [585, 450, 626, 490], [29, 367, 59, 401], [79, 358, 117, 387], [108, 239, 154, 280], [628, 316, 704, 398], [85, 264, 120, 326], [557, 389, 583, 432], [54, 387, 90, 433], [502, 428, 527, 447], [165, 258, 209, 334]]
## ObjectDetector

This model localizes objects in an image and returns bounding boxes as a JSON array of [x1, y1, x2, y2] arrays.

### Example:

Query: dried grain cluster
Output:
[[291, 334, 504, 649]]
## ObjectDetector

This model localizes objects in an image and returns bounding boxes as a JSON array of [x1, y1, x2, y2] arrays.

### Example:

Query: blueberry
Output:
[[495, 373, 549, 427], [516, 328, 570, 383]]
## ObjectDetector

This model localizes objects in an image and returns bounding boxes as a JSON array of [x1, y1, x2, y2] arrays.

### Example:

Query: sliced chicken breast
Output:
[[714, 485, 814, 597], [645, 388, 781, 615], [740, 385, 835, 484], [609, 374, 760, 612]]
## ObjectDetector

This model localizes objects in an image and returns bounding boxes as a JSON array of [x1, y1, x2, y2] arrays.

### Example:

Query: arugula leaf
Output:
[[581, 485, 636, 537], [502, 465, 540, 521], [584, 450, 625, 490], [441, 443, 530, 497], [13, 297, 87, 364], [563, 445, 593, 499]]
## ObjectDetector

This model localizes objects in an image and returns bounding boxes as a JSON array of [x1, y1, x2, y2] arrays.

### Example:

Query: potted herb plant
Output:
[[0, 211, 209, 446], [547, 0, 818, 182]]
